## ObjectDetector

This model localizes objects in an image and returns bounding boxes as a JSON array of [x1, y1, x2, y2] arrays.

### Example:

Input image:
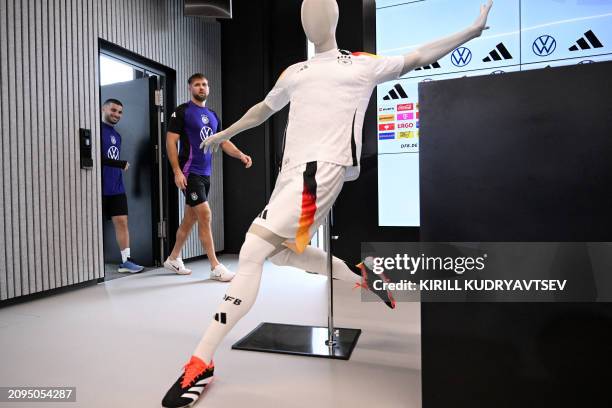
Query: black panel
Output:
[[79, 128, 93, 169], [419, 62, 612, 407], [420, 63, 612, 242]]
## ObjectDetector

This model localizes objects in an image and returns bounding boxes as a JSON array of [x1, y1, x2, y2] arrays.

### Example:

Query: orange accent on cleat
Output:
[[181, 356, 213, 389], [357, 261, 397, 309], [353, 282, 368, 290], [358, 263, 369, 287]]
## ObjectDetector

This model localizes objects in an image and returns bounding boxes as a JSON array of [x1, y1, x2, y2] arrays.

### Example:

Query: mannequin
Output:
[[201, 0, 492, 153], [162, 2, 493, 407]]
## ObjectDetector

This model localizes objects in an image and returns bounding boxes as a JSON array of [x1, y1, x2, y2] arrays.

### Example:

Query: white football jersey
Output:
[[263, 49, 404, 181]]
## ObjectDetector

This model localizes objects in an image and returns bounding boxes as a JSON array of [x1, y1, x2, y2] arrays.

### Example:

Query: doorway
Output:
[[99, 43, 174, 280]]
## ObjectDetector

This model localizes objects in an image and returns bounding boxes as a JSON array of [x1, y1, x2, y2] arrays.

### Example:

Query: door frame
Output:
[[98, 39, 177, 266]]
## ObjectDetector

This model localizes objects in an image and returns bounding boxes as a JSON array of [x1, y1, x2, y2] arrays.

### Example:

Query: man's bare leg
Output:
[[164, 205, 197, 275], [169, 205, 197, 260], [112, 215, 144, 273], [192, 202, 220, 269], [112, 215, 129, 252]]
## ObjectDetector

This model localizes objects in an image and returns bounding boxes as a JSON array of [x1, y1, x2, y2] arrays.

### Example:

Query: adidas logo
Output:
[[214, 312, 227, 324], [483, 43, 513, 62], [415, 62, 441, 71], [383, 84, 408, 101], [569, 30, 603, 51]]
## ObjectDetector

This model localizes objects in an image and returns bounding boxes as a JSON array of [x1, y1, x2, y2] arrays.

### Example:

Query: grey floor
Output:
[[104, 263, 151, 282], [0, 255, 421, 408]]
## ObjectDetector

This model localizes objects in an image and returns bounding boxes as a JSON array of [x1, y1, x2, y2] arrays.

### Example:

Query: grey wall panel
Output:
[[0, 0, 222, 300], [26, 0, 39, 294], [19, 0, 31, 295], [51, 0, 62, 290], [93, 0, 103, 283], [66, 0, 76, 287], [34, 0, 44, 293], [89, 0, 98, 282], [58, 0, 70, 287], [0, 0, 6, 300], [31, 0, 40, 293], [8, 0, 20, 298], [79, 0, 87, 283], [2, 0, 8, 299], [39, 0, 51, 291], [71, 0, 80, 286], [75, 0, 84, 285]]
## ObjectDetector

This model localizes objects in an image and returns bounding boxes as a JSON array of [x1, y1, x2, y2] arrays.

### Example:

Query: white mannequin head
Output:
[[301, 0, 339, 53]]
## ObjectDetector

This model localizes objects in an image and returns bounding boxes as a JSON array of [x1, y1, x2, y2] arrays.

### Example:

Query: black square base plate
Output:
[[232, 322, 361, 360]]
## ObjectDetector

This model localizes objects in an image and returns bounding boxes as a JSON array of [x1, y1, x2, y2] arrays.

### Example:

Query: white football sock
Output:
[[193, 233, 277, 363], [269, 245, 361, 284]]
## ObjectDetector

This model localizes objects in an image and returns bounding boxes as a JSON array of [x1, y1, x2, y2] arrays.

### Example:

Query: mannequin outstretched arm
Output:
[[201, 102, 275, 153], [401, 0, 493, 75]]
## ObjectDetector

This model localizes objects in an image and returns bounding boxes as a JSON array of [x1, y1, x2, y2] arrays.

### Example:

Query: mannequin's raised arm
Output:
[[401, 0, 493, 75], [223, 102, 275, 139], [201, 102, 275, 153]]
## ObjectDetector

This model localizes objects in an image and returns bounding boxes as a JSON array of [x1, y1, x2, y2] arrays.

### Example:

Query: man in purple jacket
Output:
[[101, 98, 144, 273]]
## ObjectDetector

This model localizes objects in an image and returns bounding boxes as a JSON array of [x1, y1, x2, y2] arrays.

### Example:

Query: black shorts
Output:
[[103, 193, 128, 219], [184, 174, 210, 207]]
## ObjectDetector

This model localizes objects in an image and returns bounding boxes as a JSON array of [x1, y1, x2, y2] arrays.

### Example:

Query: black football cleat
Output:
[[355, 260, 396, 309], [162, 356, 214, 408]]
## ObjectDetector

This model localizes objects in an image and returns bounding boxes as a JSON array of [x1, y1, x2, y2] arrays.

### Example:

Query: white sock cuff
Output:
[[121, 248, 130, 263]]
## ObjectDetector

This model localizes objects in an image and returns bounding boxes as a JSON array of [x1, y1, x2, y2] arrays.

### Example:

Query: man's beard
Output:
[[193, 94, 206, 102], [106, 115, 119, 124]]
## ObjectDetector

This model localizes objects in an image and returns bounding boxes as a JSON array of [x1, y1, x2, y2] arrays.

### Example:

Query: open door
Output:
[[101, 77, 159, 268]]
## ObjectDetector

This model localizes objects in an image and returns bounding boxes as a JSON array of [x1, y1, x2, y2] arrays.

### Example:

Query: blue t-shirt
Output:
[[101, 122, 126, 196], [167, 101, 220, 177]]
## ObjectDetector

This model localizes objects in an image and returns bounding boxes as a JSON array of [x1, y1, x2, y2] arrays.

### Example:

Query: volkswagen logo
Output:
[[451, 47, 472, 67], [200, 126, 214, 142], [107, 146, 119, 160], [532, 35, 556, 57]]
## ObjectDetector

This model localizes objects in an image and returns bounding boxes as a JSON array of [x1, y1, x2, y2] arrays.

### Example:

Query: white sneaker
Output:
[[210, 264, 235, 282], [164, 257, 192, 275]]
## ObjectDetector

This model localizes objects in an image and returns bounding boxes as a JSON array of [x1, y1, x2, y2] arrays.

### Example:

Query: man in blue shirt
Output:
[[101, 99, 144, 273], [165, 73, 252, 280]]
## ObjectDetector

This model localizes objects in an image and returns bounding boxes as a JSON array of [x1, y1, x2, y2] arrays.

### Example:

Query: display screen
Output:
[[376, 0, 612, 226]]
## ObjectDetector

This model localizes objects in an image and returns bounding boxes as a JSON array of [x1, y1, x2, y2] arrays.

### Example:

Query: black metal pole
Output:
[[325, 211, 337, 347]]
